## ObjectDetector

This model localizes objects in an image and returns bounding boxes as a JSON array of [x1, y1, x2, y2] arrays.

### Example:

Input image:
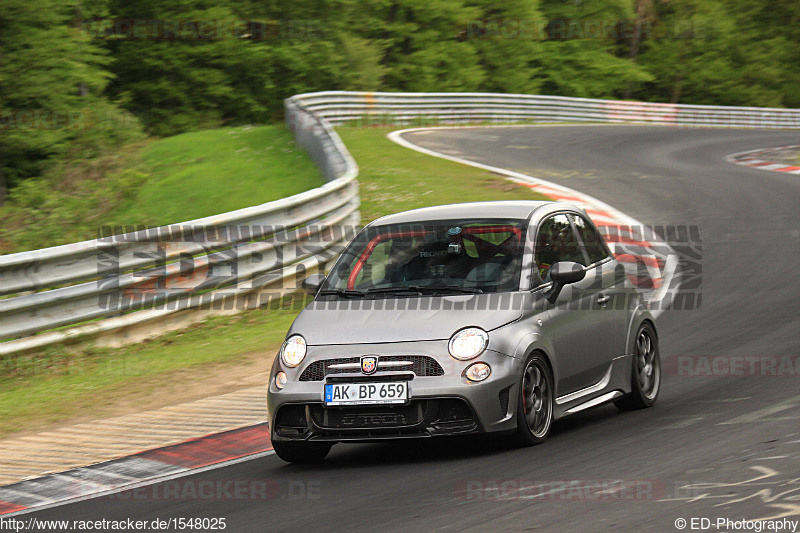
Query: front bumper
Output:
[[268, 342, 521, 442]]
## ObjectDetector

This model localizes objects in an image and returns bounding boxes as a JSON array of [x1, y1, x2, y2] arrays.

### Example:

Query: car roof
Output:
[[368, 201, 583, 226]]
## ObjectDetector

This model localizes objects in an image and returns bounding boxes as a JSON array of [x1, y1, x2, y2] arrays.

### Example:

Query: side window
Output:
[[535, 214, 586, 281], [572, 215, 611, 265]]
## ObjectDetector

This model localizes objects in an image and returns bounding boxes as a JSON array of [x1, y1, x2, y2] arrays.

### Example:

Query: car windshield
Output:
[[321, 218, 527, 296]]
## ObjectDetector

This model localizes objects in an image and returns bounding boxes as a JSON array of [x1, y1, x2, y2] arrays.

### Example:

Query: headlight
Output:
[[280, 335, 306, 367], [465, 362, 491, 382], [448, 327, 489, 360]]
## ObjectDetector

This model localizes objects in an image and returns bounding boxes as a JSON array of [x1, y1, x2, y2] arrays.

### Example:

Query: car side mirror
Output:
[[302, 273, 326, 295], [545, 261, 585, 303]]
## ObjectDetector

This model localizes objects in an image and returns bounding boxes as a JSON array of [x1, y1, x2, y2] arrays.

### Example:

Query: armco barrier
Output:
[[287, 91, 800, 129], [3, 91, 799, 355]]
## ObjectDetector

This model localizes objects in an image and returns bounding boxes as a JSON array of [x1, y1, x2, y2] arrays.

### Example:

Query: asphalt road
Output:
[[31, 126, 800, 531]]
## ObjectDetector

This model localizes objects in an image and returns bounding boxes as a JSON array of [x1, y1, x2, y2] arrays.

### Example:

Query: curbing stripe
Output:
[[0, 424, 271, 517], [0, 501, 26, 514], [138, 424, 270, 469], [727, 145, 800, 174]]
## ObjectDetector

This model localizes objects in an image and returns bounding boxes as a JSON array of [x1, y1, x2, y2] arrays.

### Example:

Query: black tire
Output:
[[615, 322, 661, 411], [272, 441, 332, 463], [514, 353, 554, 446]]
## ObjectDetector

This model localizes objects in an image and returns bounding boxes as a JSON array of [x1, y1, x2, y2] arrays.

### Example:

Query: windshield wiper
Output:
[[363, 286, 425, 295], [422, 285, 484, 294], [365, 285, 483, 295], [317, 289, 366, 298], [320, 285, 486, 298]]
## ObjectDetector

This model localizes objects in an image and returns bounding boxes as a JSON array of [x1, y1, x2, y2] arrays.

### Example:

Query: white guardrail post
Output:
[[2, 91, 799, 355]]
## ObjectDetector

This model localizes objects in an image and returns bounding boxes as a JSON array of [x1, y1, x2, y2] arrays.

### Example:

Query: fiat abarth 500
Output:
[[267, 201, 661, 463]]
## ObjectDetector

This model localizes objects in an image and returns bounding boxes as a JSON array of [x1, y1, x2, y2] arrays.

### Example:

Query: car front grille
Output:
[[299, 355, 445, 381], [297, 398, 478, 438], [311, 403, 424, 428]]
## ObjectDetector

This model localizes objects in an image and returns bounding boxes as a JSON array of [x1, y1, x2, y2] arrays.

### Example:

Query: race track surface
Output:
[[30, 126, 800, 531]]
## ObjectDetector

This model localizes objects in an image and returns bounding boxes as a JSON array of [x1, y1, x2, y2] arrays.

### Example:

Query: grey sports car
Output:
[[267, 201, 660, 463]]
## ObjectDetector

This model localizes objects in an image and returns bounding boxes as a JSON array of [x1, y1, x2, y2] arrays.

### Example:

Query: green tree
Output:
[[633, 0, 788, 106], [0, 0, 139, 202], [725, 0, 800, 108], [464, 0, 547, 95], [372, 0, 485, 91], [103, 0, 389, 133], [102, 0, 247, 135], [530, 0, 653, 98]]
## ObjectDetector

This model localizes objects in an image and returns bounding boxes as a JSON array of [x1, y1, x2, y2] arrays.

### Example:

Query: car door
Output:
[[571, 213, 628, 360], [531, 213, 616, 396]]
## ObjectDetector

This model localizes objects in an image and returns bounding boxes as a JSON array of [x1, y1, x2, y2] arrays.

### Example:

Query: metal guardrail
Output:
[[290, 91, 800, 129], [3, 90, 799, 355]]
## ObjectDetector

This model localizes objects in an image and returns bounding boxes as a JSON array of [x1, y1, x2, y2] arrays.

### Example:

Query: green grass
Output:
[[111, 125, 322, 225], [0, 125, 322, 253], [0, 126, 551, 437]]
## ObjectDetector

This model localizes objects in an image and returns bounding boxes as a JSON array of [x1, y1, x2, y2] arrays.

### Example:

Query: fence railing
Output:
[[289, 91, 800, 129], [3, 90, 799, 355]]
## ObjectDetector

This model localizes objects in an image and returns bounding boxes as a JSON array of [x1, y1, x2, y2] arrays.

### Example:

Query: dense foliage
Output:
[[1, 0, 798, 199]]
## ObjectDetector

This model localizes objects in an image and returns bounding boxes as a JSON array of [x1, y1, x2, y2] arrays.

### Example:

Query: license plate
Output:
[[324, 382, 408, 406]]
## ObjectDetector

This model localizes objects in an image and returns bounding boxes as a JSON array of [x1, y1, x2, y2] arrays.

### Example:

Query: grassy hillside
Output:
[[0, 125, 322, 254]]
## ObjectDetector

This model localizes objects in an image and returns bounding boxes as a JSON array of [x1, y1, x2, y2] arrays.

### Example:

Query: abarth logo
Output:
[[361, 356, 378, 375]]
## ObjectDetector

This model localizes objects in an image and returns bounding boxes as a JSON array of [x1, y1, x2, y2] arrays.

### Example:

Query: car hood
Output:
[[290, 294, 523, 345]]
